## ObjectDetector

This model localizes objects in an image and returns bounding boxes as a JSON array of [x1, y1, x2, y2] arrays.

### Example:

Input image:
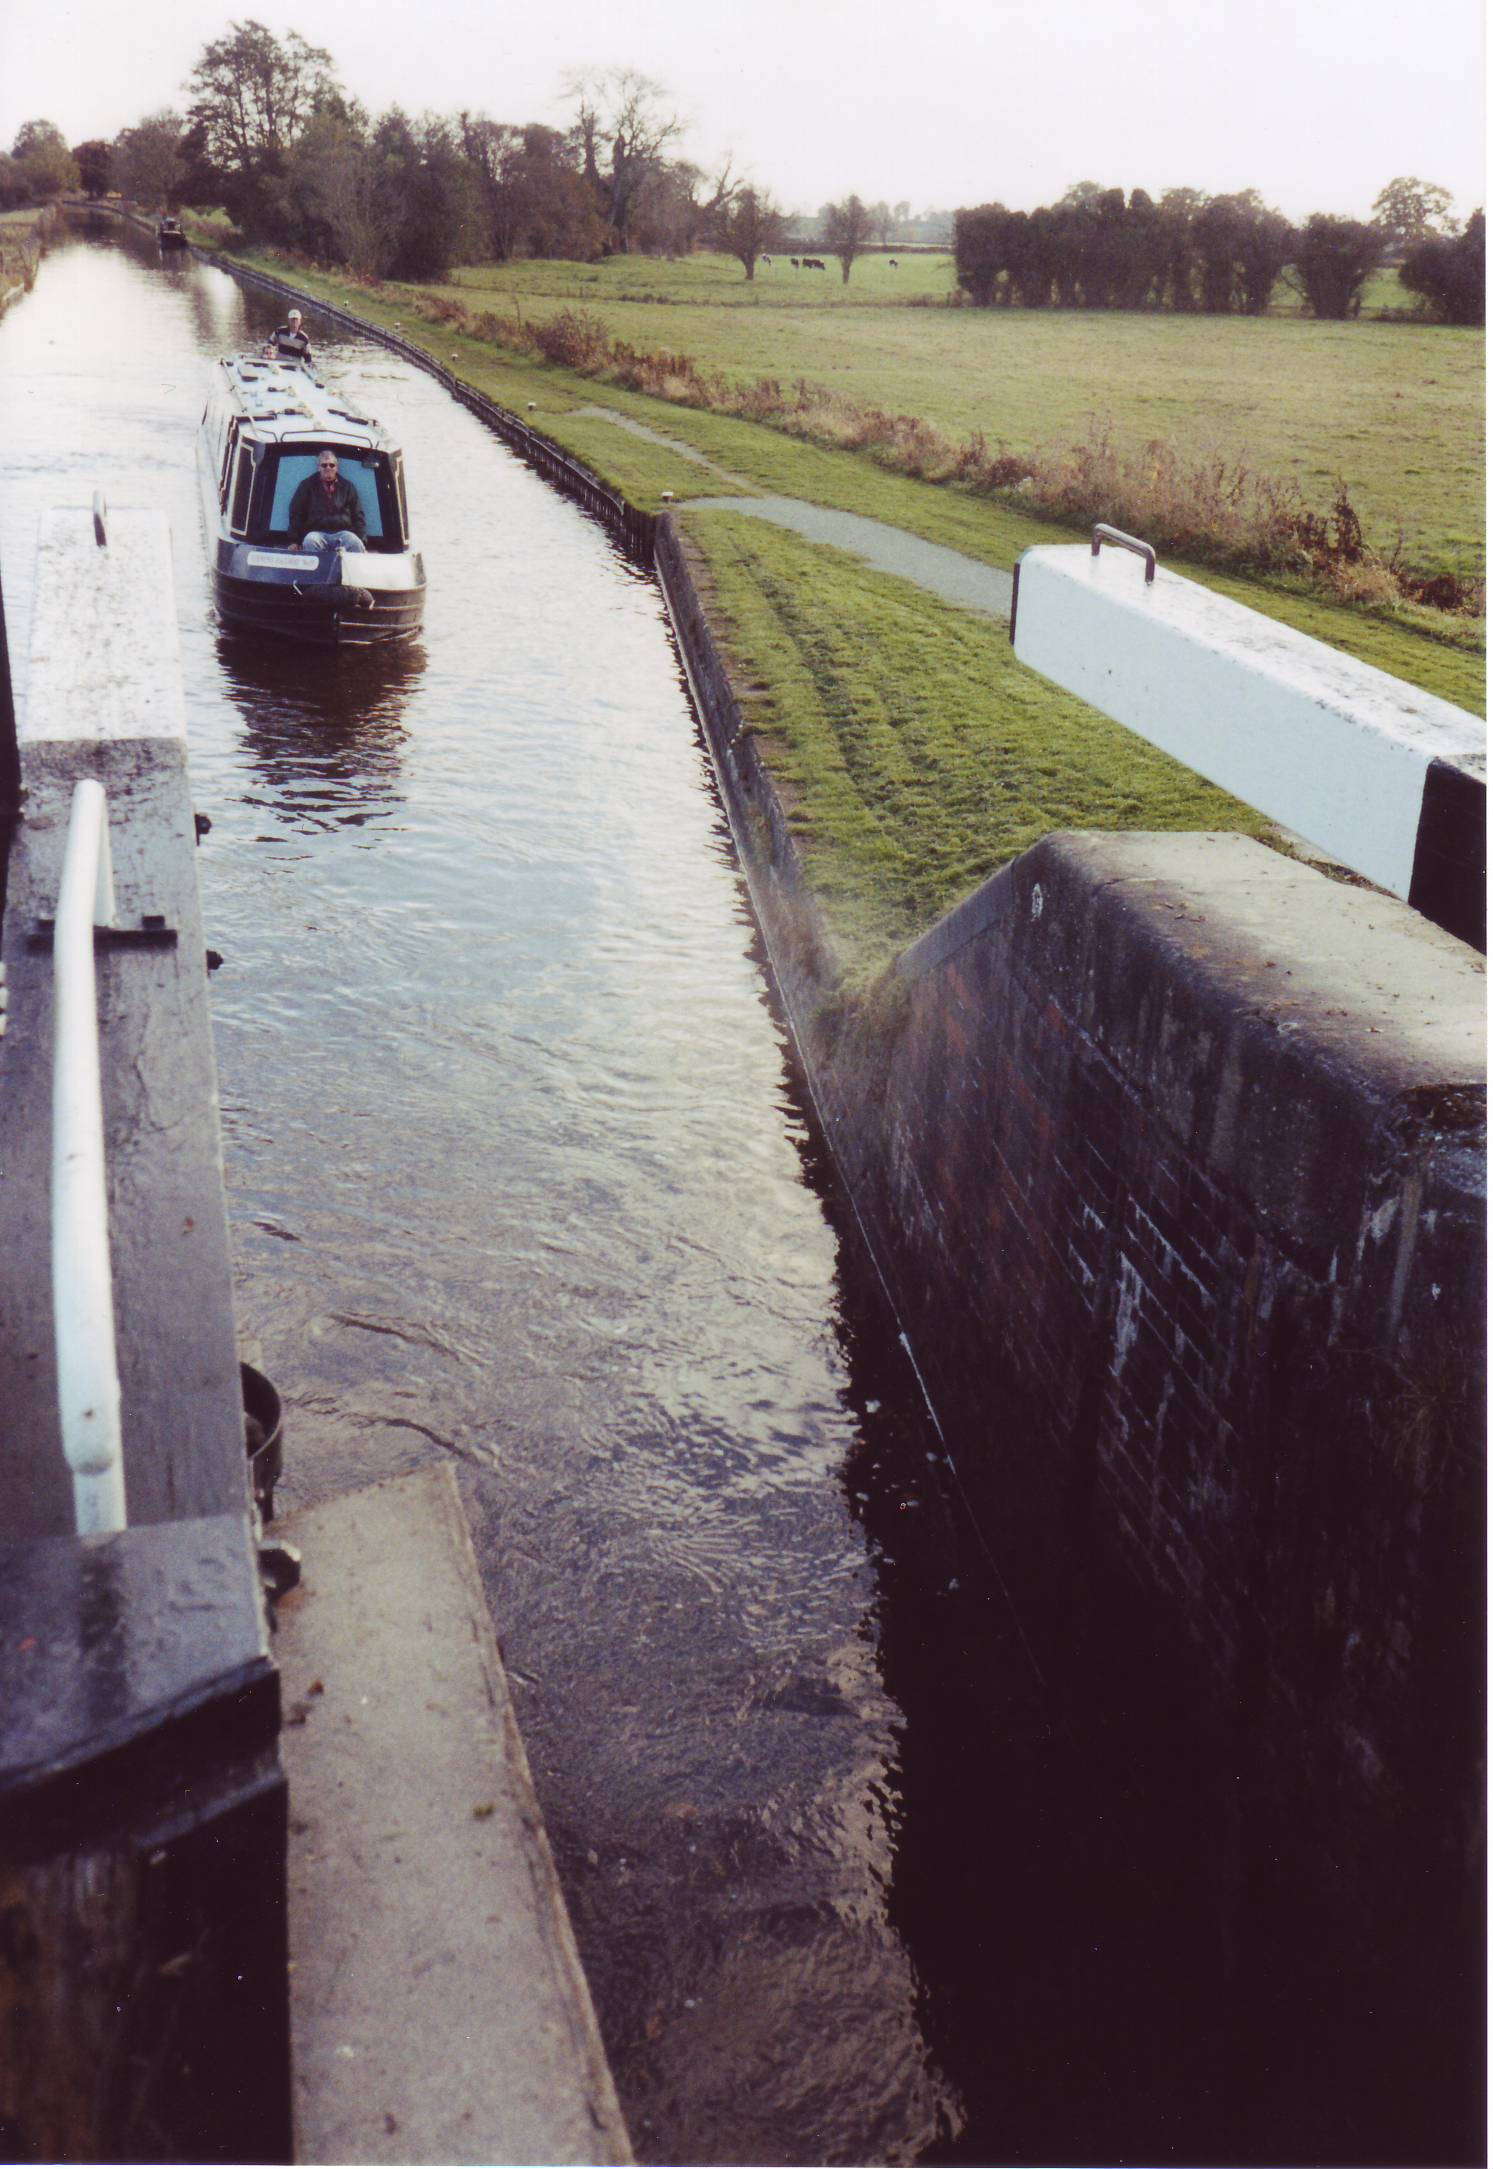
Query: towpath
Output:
[[572, 405, 1015, 616]]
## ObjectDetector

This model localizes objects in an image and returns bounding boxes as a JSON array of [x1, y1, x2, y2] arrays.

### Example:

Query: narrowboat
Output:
[[157, 215, 189, 248], [197, 352, 426, 647]]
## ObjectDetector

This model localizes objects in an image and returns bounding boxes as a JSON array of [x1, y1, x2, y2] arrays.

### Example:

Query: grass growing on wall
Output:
[[683, 512, 1272, 982]]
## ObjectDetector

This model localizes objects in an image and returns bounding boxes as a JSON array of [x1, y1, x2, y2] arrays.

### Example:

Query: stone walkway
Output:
[[276, 1466, 633, 2166]]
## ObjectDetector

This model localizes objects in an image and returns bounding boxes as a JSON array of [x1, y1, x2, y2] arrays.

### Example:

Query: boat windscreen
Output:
[[269, 452, 385, 539]]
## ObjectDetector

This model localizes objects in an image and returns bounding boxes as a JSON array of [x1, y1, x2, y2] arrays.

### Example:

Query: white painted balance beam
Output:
[[25, 503, 187, 1533], [52, 778, 126, 1535], [1010, 532, 1486, 945]]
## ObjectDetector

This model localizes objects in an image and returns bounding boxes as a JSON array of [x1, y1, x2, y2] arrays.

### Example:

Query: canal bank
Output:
[[171, 242, 1486, 2157], [655, 532, 1486, 2160], [0, 207, 54, 320]]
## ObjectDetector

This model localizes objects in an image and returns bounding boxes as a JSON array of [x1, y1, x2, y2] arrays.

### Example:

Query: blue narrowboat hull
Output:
[[210, 538, 426, 648]]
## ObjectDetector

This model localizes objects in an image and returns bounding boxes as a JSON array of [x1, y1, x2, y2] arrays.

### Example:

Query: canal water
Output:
[[0, 222, 975, 2166], [0, 223, 1374, 2169]]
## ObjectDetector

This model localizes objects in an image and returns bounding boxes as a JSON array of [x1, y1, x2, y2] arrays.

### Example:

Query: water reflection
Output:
[[183, 262, 252, 351], [153, 253, 198, 290], [217, 630, 421, 829]]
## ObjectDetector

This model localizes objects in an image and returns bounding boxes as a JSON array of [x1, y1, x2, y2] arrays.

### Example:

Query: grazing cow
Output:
[[889, 258, 898, 269], [763, 255, 772, 265], [791, 256, 800, 268]]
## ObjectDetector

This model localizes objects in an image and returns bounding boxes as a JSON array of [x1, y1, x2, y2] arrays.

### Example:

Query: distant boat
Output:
[[156, 215, 189, 249], [197, 351, 427, 648]]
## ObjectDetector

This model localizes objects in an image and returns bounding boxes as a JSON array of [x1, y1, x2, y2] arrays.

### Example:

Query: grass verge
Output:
[[0, 205, 53, 294], [395, 281, 1486, 609], [438, 251, 1484, 585], [682, 512, 1273, 986]]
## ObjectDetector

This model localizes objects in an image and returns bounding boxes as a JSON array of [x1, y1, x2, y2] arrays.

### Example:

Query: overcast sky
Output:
[[2, 0, 1485, 224]]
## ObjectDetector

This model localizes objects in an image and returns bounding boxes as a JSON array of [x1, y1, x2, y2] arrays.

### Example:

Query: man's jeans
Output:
[[301, 530, 366, 581]]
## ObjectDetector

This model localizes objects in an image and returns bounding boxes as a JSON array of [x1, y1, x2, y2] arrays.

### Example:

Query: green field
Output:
[[443, 252, 1484, 581]]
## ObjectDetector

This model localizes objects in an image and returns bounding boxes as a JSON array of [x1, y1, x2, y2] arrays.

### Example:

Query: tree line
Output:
[[1, 22, 1482, 325], [953, 179, 1484, 324], [2, 21, 817, 282]]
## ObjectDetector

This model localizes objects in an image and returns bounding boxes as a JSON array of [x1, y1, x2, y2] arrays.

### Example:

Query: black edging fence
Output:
[[203, 254, 659, 565]]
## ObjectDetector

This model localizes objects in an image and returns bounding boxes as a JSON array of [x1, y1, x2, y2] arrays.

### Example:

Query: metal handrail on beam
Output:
[[51, 777, 126, 1535]]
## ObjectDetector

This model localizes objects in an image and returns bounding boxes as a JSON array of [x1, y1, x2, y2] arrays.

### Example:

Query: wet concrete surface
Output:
[[275, 1467, 632, 2167]]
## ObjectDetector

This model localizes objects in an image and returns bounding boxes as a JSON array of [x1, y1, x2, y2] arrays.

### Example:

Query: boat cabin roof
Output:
[[212, 352, 397, 456]]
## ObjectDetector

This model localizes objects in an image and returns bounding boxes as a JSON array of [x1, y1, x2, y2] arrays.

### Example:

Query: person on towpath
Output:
[[269, 309, 313, 365], [288, 450, 367, 583]]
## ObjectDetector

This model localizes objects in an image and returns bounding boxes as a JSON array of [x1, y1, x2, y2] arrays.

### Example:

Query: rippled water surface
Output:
[[1, 229, 977, 2165]]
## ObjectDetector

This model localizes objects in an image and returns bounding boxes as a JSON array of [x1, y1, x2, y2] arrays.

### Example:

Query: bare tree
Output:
[[690, 154, 738, 242], [718, 185, 786, 279], [566, 69, 683, 252], [823, 193, 874, 283]]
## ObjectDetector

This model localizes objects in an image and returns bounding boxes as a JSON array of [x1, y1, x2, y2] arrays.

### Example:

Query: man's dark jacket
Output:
[[288, 471, 367, 544]]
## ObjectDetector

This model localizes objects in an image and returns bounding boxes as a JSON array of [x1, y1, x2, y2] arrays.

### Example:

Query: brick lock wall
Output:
[[850, 836, 1483, 1898], [656, 517, 1485, 1958]]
